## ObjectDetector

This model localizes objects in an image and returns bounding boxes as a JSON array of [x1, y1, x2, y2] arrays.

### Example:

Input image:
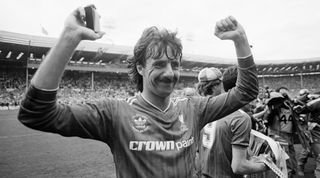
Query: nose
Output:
[[163, 63, 175, 77]]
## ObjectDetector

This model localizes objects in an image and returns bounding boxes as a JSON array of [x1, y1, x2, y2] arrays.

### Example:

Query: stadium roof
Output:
[[1, 30, 320, 75]]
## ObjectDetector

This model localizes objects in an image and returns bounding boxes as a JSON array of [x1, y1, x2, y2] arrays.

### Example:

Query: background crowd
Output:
[[1, 69, 319, 109]]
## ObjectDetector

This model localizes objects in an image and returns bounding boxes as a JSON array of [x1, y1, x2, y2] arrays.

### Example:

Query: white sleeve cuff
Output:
[[32, 85, 59, 91], [238, 53, 252, 59]]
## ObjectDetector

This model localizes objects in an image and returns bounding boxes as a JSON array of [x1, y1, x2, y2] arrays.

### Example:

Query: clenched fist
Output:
[[214, 16, 247, 42]]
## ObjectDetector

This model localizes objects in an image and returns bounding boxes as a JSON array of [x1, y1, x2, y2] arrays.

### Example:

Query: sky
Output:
[[1, 0, 320, 62]]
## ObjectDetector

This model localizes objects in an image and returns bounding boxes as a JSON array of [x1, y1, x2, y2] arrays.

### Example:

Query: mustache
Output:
[[157, 76, 178, 83]]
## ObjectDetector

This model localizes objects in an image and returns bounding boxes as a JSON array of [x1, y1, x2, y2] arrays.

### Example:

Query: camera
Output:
[[84, 5, 101, 32]]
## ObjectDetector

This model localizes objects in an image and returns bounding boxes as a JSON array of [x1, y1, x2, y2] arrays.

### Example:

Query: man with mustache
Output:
[[18, 5, 258, 178]]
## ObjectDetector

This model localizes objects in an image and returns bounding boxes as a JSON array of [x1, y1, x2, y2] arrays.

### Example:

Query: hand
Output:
[[214, 16, 246, 42], [63, 5, 105, 42], [255, 154, 274, 163], [251, 154, 270, 171]]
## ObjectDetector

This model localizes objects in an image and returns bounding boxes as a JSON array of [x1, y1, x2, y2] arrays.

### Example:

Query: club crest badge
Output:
[[132, 114, 149, 132]]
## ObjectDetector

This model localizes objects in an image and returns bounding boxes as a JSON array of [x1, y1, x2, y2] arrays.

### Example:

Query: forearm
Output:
[[236, 55, 258, 101], [31, 31, 81, 89], [18, 85, 108, 140], [232, 145, 268, 175], [201, 55, 258, 125], [233, 159, 267, 174], [234, 33, 257, 97], [307, 98, 320, 111], [233, 33, 251, 58]]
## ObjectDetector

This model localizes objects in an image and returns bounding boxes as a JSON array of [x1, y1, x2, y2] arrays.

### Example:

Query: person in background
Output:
[[264, 87, 297, 177], [196, 66, 267, 178], [296, 89, 320, 177]]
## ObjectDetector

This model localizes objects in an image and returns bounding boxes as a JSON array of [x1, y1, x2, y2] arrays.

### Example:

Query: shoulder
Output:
[[230, 110, 251, 120], [229, 110, 251, 127]]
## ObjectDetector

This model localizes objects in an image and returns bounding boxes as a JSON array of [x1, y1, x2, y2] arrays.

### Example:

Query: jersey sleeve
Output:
[[230, 112, 252, 147], [18, 85, 114, 146], [197, 55, 258, 128]]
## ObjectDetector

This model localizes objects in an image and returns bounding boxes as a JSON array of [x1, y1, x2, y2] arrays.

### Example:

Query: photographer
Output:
[[295, 90, 320, 177], [263, 88, 297, 178]]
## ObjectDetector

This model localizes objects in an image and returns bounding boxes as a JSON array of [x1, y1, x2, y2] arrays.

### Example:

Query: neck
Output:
[[141, 91, 170, 111]]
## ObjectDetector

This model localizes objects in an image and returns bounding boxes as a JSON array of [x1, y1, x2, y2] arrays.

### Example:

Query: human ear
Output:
[[136, 64, 144, 75]]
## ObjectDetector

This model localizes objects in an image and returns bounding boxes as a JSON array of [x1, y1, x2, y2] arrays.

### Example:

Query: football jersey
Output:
[[269, 102, 293, 134], [111, 95, 201, 178], [20, 87, 252, 178], [199, 110, 251, 178], [278, 107, 293, 133]]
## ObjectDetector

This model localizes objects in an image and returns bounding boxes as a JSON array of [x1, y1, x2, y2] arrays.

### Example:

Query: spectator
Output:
[[196, 66, 267, 177]]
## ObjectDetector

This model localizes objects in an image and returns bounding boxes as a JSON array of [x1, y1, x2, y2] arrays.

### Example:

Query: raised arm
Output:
[[32, 6, 104, 89], [18, 6, 110, 142], [198, 16, 258, 127]]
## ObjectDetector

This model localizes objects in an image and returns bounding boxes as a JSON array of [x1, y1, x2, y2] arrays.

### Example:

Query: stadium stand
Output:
[[1, 30, 320, 109]]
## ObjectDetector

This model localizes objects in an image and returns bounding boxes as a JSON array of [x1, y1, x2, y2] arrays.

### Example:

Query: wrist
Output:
[[234, 33, 252, 59], [60, 28, 82, 45], [233, 32, 249, 47]]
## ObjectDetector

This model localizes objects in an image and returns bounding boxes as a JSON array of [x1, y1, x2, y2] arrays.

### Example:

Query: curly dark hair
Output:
[[127, 26, 183, 92], [222, 66, 238, 92]]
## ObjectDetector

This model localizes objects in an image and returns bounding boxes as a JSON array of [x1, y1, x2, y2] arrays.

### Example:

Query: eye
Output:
[[170, 61, 180, 70], [153, 61, 167, 69]]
